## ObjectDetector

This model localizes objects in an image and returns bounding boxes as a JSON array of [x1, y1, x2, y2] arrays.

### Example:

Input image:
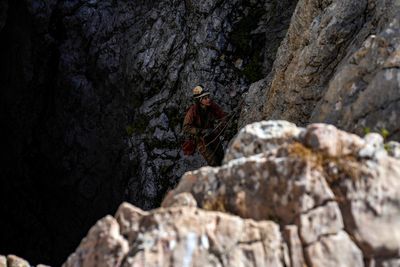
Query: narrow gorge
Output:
[[1, 0, 399, 266]]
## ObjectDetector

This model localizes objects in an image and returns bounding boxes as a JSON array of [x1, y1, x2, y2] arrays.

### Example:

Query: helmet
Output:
[[192, 85, 210, 99]]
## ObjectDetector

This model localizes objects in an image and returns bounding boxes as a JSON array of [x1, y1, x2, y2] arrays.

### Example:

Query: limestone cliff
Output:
[[241, 0, 400, 141]]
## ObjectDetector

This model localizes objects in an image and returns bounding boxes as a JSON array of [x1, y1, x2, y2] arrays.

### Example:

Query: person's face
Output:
[[200, 95, 211, 106]]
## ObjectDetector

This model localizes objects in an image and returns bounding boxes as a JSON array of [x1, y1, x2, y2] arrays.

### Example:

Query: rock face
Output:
[[65, 203, 287, 267], [241, 0, 400, 141], [164, 120, 400, 265], [121, 0, 297, 209], [8, 123, 400, 266], [63, 215, 129, 267], [0, 0, 296, 264], [311, 14, 400, 139], [0, 255, 30, 267]]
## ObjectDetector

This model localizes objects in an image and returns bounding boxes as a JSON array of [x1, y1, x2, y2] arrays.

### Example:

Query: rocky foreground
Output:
[[2, 120, 399, 267], [52, 121, 398, 266]]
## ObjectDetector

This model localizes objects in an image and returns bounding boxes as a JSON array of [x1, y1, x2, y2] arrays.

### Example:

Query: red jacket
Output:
[[183, 101, 226, 137]]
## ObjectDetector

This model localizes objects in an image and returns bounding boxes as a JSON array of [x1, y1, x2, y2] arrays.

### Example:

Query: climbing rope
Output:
[[204, 98, 245, 148]]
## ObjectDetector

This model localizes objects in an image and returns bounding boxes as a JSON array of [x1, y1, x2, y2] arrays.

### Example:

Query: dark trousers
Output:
[[198, 136, 224, 166]]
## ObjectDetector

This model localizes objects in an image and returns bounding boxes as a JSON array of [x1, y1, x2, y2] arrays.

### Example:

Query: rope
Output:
[[204, 98, 245, 148]]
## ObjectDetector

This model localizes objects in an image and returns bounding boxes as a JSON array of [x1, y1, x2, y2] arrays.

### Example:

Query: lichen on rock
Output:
[[164, 120, 400, 264]]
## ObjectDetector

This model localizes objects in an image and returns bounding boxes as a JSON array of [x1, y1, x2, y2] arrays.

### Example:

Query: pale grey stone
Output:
[[224, 120, 303, 162], [167, 148, 335, 223], [167, 120, 400, 262], [311, 14, 400, 140], [374, 258, 400, 267], [66, 203, 288, 266], [0, 256, 6, 267], [283, 225, 305, 267], [386, 141, 400, 159], [239, 0, 400, 144], [332, 156, 400, 258], [299, 201, 344, 245], [6, 255, 30, 267], [162, 192, 198, 208], [63, 216, 129, 267], [305, 231, 363, 267], [359, 133, 387, 159]]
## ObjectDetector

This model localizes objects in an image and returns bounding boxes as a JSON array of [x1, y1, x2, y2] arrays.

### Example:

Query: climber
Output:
[[182, 85, 227, 166]]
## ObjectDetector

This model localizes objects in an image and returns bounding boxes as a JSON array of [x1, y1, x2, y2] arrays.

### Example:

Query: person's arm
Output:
[[183, 106, 201, 136], [209, 102, 227, 134]]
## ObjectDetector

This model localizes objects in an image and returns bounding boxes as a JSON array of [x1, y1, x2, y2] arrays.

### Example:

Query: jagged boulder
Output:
[[63, 120, 400, 266], [164, 120, 400, 264], [63, 216, 129, 267], [223, 120, 303, 162], [0, 255, 31, 267], [64, 203, 287, 267], [61, 120, 399, 266]]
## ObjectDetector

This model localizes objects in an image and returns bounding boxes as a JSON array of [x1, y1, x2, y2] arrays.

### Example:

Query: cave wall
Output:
[[121, 0, 298, 210], [0, 0, 297, 265]]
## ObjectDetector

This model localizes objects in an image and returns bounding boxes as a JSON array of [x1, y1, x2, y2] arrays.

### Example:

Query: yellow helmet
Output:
[[192, 85, 210, 99]]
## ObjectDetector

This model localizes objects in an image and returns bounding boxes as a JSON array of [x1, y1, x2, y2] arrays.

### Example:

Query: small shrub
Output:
[[381, 128, 390, 140]]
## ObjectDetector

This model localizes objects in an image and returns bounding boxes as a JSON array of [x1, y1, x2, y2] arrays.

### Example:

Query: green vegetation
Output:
[[363, 127, 393, 153], [384, 143, 391, 153], [364, 127, 390, 140], [381, 128, 390, 140], [381, 128, 391, 153]]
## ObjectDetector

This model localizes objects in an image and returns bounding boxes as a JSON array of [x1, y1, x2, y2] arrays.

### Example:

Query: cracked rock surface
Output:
[[164, 120, 400, 265], [57, 121, 400, 267], [9, 120, 400, 266], [64, 203, 286, 267], [240, 0, 400, 141], [311, 13, 400, 139]]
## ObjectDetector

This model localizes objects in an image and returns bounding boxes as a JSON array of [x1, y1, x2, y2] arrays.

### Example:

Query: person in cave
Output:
[[182, 85, 227, 166]]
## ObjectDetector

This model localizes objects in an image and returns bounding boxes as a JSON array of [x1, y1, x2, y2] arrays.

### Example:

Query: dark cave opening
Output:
[[0, 1, 122, 266], [1, 1, 70, 265]]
